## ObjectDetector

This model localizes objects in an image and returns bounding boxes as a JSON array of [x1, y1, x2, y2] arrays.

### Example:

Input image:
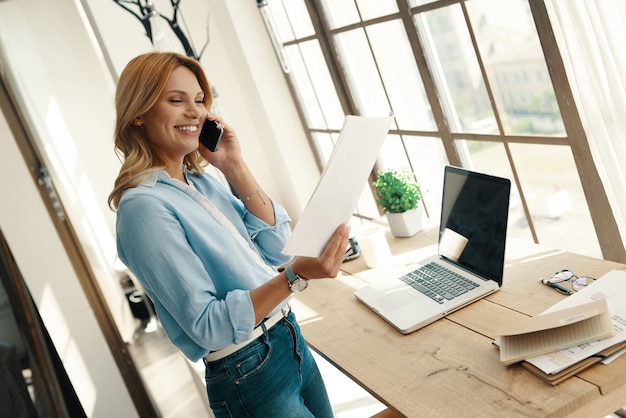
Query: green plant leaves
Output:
[[373, 169, 422, 213]]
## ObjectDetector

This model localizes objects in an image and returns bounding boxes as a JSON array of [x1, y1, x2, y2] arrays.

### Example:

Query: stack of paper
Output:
[[521, 269, 626, 384], [495, 269, 626, 385], [496, 299, 614, 366]]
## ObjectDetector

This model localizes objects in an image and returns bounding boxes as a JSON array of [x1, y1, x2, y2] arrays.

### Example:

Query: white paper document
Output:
[[497, 299, 614, 366], [282, 115, 393, 257], [525, 269, 626, 374]]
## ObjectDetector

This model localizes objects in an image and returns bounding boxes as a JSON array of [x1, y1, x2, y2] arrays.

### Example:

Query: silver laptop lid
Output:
[[439, 166, 511, 286]]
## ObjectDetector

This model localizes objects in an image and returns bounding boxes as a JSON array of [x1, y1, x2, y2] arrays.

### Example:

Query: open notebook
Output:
[[355, 166, 511, 334]]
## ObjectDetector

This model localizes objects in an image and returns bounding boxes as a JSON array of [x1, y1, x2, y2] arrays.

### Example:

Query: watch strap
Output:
[[284, 264, 298, 285], [284, 264, 308, 292]]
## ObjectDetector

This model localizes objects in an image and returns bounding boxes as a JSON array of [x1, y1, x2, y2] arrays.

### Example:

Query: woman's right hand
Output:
[[250, 224, 350, 323], [290, 224, 350, 280]]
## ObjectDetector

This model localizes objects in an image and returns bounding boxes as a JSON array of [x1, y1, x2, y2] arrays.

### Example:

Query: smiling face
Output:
[[138, 66, 207, 172]]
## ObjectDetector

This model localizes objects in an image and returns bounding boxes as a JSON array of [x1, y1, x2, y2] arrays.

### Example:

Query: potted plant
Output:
[[373, 168, 423, 237]]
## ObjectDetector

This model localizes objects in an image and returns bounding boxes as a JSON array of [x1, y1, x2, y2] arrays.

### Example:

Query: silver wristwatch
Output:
[[284, 264, 308, 293]]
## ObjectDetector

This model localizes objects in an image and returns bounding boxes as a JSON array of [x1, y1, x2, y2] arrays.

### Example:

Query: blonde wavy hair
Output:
[[108, 52, 213, 210]]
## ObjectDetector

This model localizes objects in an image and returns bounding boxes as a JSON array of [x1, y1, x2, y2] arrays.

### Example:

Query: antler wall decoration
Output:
[[112, 0, 208, 60]]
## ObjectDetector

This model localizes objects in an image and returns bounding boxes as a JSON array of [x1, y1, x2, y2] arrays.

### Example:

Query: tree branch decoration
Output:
[[112, 0, 208, 60]]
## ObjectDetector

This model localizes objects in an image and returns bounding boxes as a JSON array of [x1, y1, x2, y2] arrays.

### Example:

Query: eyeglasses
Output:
[[540, 269, 596, 294]]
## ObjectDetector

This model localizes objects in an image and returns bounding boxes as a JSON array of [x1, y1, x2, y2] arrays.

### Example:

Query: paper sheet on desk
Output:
[[282, 115, 393, 257], [525, 269, 626, 374]]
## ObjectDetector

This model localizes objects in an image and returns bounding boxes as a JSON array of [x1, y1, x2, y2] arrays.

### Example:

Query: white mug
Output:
[[357, 226, 393, 268]]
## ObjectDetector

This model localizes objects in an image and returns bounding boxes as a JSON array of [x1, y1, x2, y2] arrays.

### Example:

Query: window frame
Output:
[[269, 0, 625, 262]]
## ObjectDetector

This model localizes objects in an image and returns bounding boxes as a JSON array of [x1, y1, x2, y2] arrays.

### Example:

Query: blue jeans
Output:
[[203, 311, 334, 417]]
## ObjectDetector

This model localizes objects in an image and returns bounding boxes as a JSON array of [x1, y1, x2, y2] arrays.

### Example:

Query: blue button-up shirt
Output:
[[116, 169, 292, 361]]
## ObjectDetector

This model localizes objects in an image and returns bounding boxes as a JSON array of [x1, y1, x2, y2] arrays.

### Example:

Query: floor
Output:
[[128, 320, 388, 418]]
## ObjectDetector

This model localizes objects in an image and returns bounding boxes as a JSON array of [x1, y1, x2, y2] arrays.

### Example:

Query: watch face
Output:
[[291, 278, 308, 292]]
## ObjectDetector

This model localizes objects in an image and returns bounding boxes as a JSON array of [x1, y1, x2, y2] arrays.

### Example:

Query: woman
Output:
[[108, 52, 349, 417]]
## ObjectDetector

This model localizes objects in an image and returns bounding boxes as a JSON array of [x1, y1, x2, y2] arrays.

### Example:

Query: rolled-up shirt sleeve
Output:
[[243, 200, 292, 267], [115, 173, 290, 361]]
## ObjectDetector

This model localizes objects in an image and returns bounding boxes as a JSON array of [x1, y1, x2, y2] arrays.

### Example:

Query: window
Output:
[[265, 0, 615, 259]]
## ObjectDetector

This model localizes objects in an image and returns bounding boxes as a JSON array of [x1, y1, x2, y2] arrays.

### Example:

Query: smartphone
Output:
[[199, 119, 223, 152]]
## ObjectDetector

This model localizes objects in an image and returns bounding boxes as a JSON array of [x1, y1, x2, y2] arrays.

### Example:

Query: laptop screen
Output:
[[439, 166, 511, 285]]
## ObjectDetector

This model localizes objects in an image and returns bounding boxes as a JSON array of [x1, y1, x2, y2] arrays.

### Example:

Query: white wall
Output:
[[0, 0, 139, 415], [85, 0, 321, 218], [0, 0, 134, 335], [0, 0, 320, 415], [0, 110, 139, 417]]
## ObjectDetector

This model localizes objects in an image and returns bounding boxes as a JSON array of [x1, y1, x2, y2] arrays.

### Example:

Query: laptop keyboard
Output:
[[399, 262, 479, 304]]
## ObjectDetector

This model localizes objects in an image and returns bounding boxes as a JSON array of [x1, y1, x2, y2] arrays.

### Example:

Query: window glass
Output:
[[405, 137, 448, 227], [408, 0, 439, 7], [284, 42, 345, 130], [270, 1, 296, 42], [355, 182, 380, 219], [466, 0, 565, 136], [335, 29, 393, 120], [509, 143, 600, 257], [311, 131, 336, 165], [356, 0, 398, 20], [320, 0, 361, 29], [458, 140, 532, 242], [379, 135, 448, 227], [415, 5, 496, 134], [264, 0, 606, 260], [284, 44, 324, 129], [372, 134, 417, 221], [367, 20, 436, 130], [378, 134, 411, 169], [466, 140, 601, 258], [281, 0, 315, 39]]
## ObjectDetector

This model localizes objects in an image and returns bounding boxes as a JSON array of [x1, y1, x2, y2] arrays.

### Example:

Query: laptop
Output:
[[354, 165, 511, 334]]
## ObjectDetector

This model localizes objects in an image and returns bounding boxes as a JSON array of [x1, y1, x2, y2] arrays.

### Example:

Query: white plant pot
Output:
[[386, 207, 423, 237]]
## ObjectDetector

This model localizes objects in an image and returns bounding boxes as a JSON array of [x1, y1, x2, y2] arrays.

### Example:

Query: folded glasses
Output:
[[541, 269, 596, 294]]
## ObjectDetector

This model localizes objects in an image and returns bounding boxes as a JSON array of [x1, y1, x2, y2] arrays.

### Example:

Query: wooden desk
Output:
[[291, 226, 626, 417]]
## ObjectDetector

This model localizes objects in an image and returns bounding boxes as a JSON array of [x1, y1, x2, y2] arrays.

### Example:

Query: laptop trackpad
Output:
[[376, 292, 417, 312]]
